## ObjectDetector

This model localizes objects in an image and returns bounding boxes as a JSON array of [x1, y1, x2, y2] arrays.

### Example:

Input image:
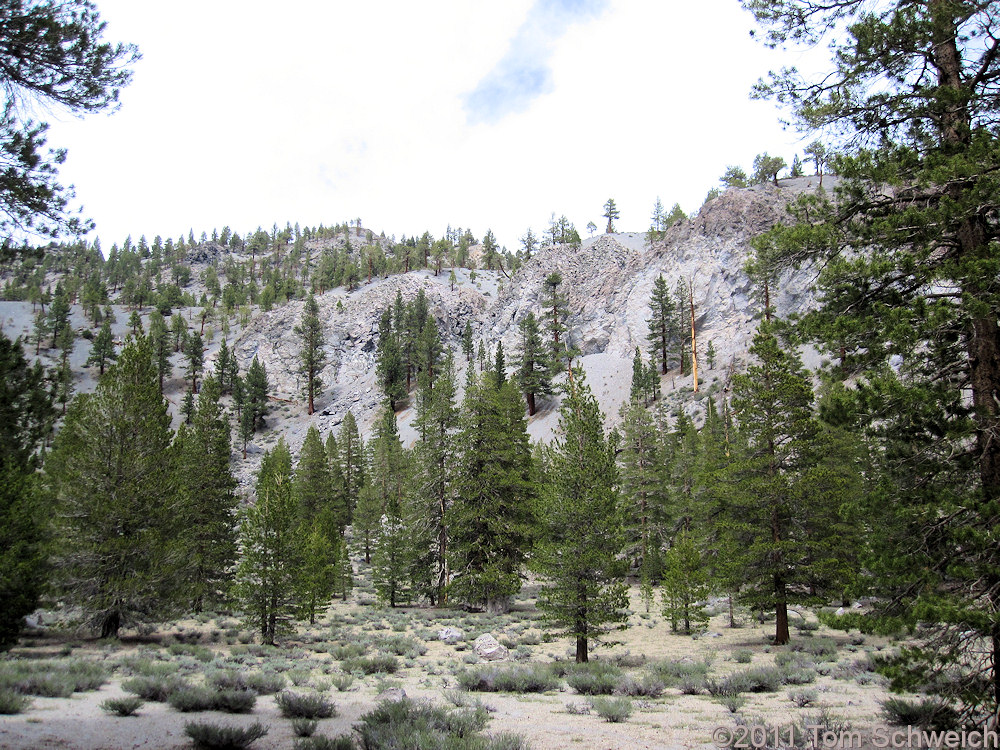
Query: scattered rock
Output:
[[376, 687, 407, 702], [473, 633, 509, 661], [438, 627, 464, 644]]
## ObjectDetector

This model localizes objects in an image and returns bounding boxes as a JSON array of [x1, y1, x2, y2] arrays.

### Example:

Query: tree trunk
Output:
[[486, 596, 510, 614], [774, 575, 790, 645], [690, 284, 698, 392], [526, 391, 536, 416], [100, 611, 120, 639]]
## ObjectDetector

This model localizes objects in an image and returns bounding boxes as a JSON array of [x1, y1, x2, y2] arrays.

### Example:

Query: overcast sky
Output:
[[44, 0, 818, 253]]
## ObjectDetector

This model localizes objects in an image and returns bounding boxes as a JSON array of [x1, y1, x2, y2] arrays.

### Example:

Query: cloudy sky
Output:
[[45, 0, 818, 252]]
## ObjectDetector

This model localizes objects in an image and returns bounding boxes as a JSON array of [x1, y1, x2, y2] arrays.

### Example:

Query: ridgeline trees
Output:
[[602, 198, 620, 233], [744, 0, 1000, 723]]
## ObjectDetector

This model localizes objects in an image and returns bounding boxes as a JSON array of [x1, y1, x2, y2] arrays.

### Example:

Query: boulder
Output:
[[473, 633, 509, 661], [438, 626, 464, 644], [376, 687, 407, 702]]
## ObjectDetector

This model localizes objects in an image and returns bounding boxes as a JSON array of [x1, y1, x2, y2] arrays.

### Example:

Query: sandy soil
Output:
[[0, 584, 898, 750]]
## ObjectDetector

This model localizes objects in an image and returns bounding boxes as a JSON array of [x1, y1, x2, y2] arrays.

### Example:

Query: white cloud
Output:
[[43, 0, 813, 252]]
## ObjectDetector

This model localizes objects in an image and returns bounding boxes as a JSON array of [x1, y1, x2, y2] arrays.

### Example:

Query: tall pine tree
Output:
[[534, 369, 628, 662]]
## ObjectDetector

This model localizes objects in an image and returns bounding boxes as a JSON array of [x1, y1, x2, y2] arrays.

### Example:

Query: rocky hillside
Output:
[[0, 179, 826, 490], [223, 179, 823, 475]]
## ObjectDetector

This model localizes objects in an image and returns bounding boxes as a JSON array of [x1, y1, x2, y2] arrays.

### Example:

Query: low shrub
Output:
[[184, 720, 269, 749], [100, 696, 144, 716], [329, 644, 366, 660], [614, 673, 665, 698], [328, 673, 354, 692], [293, 737, 355, 750], [0, 689, 30, 714], [168, 686, 256, 714], [456, 664, 560, 693], [781, 667, 817, 685], [565, 663, 622, 695], [169, 686, 219, 712], [0, 659, 109, 697], [356, 698, 523, 749], [287, 669, 311, 687], [589, 696, 633, 723], [341, 655, 399, 675], [214, 690, 257, 714], [208, 670, 285, 695], [733, 650, 754, 664], [710, 666, 784, 695], [122, 675, 189, 702], [678, 674, 708, 695], [790, 638, 839, 661], [372, 634, 427, 658], [275, 691, 337, 719], [789, 689, 818, 707], [717, 694, 746, 713], [881, 697, 960, 731], [648, 658, 711, 687], [291, 718, 317, 737], [168, 643, 215, 662]]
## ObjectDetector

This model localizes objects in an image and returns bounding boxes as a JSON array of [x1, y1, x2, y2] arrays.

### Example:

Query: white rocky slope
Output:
[[0, 180, 825, 490], [226, 180, 823, 476]]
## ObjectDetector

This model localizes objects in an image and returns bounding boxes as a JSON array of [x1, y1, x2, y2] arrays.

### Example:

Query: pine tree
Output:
[[148, 310, 170, 392], [0, 333, 54, 649], [339, 411, 364, 523], [364, 405, 411, 588], [295, 426, 339, 536], [534, 369, 628, 661], [297, 519, 336, 624], [462, 321, 474, 363], [515, 312, 551, 416], [412, 349, 459, 603], [372, 502, 413, 608], [602, 198, 620, 233], [170, 312, 187, 352], [542, 272, 571, 377], [185, 330, 203, 393], [46, 336, 181, 638], [127, 309, 142, 337], [331, 536, 353, 602], [618, 398, 668, 586], [215, 338, 231, 395], [86, 320, 116, 376], [449, 373, 535, 612], [746, 0, 1000, 718], [660, 530, 709, 633], [324, 431, 349, 530], [375, 308, 405, 410], [674, 279, 691, 376], [47, 283, 70, 347], [716, 324, 818, 645], [245, 355, 269, 432], [296, 292, 326, 415], [233, 439, 300, 644], [647, 274, 677, 374], [175, 376, 237, 613]]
